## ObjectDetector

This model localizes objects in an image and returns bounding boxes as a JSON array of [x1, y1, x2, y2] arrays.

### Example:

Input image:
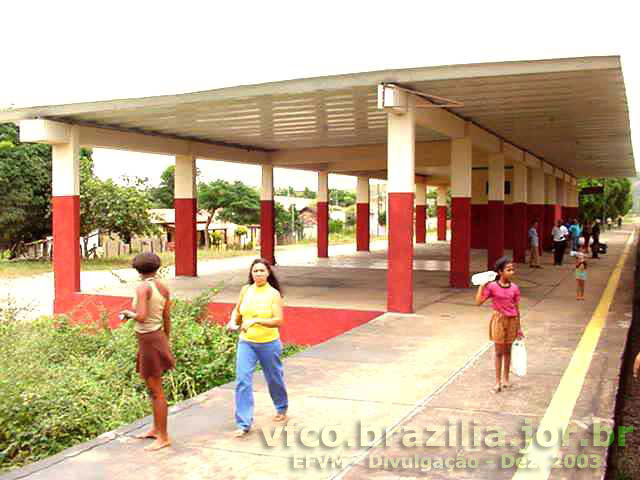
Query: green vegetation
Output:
[[579, 178, 633, 222], [0, 292, 305, 472]]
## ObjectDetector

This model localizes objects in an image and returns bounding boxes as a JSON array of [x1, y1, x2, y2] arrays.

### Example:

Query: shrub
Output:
[[0, 292, 304, 472]]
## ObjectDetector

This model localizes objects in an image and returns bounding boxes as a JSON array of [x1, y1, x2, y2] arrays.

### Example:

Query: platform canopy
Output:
[[0, 56, 634, 177]]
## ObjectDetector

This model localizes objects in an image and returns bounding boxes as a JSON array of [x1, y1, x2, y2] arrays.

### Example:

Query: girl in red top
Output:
[[475, 256, 524, 393]]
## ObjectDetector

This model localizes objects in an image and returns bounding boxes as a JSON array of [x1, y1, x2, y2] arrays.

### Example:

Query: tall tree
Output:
[[80, 175, 158, 254], [0, 123, 52, 255], [578, 178, 632, 222], [148, 165, 175, 208], [198, 180, 261, 247]]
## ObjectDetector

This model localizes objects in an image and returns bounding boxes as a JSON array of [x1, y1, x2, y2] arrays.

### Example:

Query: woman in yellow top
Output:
[[230, 258, 287, 437]]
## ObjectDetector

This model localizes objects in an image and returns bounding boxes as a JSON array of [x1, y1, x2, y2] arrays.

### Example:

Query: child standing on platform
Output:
[[575, 238, 588, 301], [475, 256, 524, 394]]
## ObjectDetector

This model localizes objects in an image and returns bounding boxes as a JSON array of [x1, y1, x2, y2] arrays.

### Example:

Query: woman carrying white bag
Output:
[[475, 256, 525, 394]]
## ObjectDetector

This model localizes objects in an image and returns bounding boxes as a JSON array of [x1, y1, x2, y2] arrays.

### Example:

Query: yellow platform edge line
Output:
[[512, 229, 636, 480]]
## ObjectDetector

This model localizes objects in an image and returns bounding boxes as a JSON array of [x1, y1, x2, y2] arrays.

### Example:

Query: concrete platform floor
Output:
[[4, 226, 635, 480]]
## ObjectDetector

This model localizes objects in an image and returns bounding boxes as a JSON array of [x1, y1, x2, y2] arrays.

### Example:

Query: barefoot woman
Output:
[[120, 252, 175, 450], [475, 256, 524, 393], [231, 258, 288, 437]]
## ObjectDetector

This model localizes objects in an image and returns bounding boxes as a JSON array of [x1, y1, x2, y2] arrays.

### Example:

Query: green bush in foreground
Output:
[[0, 292, 305, 472]]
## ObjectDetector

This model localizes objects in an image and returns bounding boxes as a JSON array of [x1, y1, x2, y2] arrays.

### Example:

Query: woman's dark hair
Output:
[[494, 256, 512, 275], [132, 252, 162, 274], [248, 258, 282, 293]]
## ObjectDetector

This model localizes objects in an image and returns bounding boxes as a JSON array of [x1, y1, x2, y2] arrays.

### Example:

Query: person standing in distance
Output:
[[591, 219, 601, 259], [230, 259, 288, 437], [551, 219, 569, 265], [528, 220, 541, 268]]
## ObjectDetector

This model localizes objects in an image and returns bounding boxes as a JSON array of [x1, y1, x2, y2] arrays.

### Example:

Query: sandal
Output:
[[273, 413, 288, 423], [491, 384, 502, 394], [233, 429, 250, 438]]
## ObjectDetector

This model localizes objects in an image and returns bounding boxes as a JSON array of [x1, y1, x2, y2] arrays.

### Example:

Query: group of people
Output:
[[118, 212, 615, 448], [528, 218, 603, 269], [120, 252, 288, 450]]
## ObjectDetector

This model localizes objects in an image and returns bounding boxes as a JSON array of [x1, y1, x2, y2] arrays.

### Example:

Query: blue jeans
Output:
[[235, 339, 288, 431]]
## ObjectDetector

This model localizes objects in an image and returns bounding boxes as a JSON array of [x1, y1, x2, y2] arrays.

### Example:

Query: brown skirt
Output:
[[136, 329, 175, 379], [489, 312, 519, 344]]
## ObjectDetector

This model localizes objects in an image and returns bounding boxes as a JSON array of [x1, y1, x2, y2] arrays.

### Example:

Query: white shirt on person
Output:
[[552, 225, 569, 242]]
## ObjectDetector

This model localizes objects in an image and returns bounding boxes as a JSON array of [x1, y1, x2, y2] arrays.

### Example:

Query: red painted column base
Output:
[[52, 196, 81, 311], [175, 198, 197, 276], [487, 200, 505, 270], [415, 205, 426, 244], [316, 201, 329, 258], [437, 206, 447, 241], [450, 197, 471, 288], [260, 200, 276, 265], [388, 193, 414, 313], [512, 203, 528, 263], [356, 203, 370, 251]]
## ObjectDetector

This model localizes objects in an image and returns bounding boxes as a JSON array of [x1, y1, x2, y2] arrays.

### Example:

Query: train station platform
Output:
[[2, 225, 635, 480]]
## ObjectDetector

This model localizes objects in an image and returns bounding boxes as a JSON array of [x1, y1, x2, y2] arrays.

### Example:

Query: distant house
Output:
[[149, 209, 258, 246]]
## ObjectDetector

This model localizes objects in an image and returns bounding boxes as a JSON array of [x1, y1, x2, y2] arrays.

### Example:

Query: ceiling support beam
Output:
[[20, 119, 270, 165]]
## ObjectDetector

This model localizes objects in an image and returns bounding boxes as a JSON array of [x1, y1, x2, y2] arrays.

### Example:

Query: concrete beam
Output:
[[469, 123, 501, 153], [20, 119, 269, 165], [503, 143, 524, 164], [525, 153, 542, 169], [20, 119, 72, 145]]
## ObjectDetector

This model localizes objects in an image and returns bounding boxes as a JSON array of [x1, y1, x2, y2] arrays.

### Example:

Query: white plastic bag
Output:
[[471, 270, 497, 286], [511, 340, 527, 377]]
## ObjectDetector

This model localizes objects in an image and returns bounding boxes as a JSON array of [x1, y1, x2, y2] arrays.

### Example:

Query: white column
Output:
[[261, 165, 274, 201], [415, 183, 426, 206], [529, 168, 546, 205], [488, 153, 505, 202], [175, 155, 196, 199], [52, 126, 80, 197], [513, 163, 528, 204], [357, 176, 370, 204], [545, 174, 557, 205], [437, 186, 448, 206]]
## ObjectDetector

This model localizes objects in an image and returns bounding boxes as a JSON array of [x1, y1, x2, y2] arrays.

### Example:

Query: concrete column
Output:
[[527, 167, 546, 256], [557, 177, 567, 221], [260, 165, 276, 265], [317, 171, 329, 258], [471, 168, 487, 250], [387, 97, 415, 313], [437, 186, 447, 241], [415, 182, 427, 244], [356, 176, 370, 252], [175, 154, 197, 277], [52, 126, 80, 312], [450, 137, 472, 288], [487, 153, 505, 270], [543, 173, 558, 250], [512, 163, 528, 263]]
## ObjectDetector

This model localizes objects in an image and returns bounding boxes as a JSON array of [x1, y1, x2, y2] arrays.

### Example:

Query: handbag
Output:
[[511, 340, 527, 377]]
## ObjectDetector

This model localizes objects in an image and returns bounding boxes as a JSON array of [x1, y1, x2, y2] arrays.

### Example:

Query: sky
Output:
[[1, 1, 637, 189]]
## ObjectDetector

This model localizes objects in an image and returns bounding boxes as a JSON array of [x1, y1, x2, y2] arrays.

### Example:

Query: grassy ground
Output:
[[0, 233, 389, 279]]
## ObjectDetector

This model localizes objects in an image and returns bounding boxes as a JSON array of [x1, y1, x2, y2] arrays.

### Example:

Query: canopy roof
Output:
[[1, 56, 634, 177]]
